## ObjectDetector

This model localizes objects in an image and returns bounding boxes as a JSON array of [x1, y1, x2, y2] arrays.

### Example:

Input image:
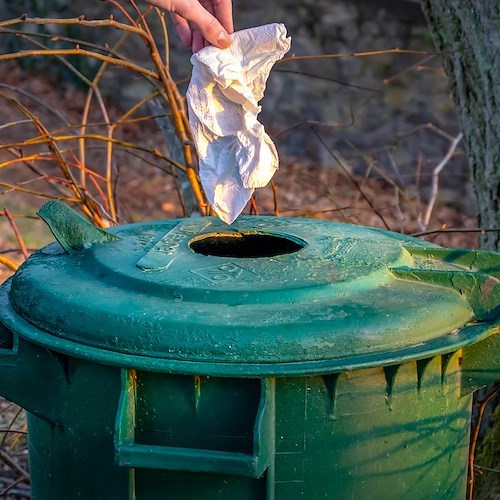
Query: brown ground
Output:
[[0, 61, 480, 497]]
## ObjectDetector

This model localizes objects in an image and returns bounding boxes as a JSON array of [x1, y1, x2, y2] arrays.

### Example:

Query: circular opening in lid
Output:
[[189, 232, 305, 258]]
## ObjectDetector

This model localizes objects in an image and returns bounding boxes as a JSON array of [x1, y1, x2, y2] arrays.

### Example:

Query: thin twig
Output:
[[270, 180, 279, 216], [128, 0, 152, 19], [0, 26, 138, 68], [473, 464, 500, 473], [0, 119, 33, 131], [311, 126, 391, 230], [0, 49, 158, 80], [468, 385, 500, 500], [0, 181, 80, 202], [382, 55, 436, 85], [149, 98, 191, 216], [133, 3, 193, 136], [396, 122, 455, 143], [0, 91, 85, 201], [80, 31, 131, 221], [0, 15, 145, 37], [0, 448, 30, 481], [250, 195, 259, 215], [411, 227, 500, 237], [385, 147, 405, 187], [272, 115, 355, 139], [345, 140, 407, 196], [115, 90, 162, 126], [69, 144, 177, 176], [155, 7, 170, 68], [0, 248, 38, 254], [0, 153, 41, 170], [0, 403, 15, 417], [4, 149, 71, 199], [17, 113, 167, 138], [0, 212, 38, 220], [0, 406, 23, 449], [423, 133, 463, 228], [280, 206, 354, 217], [1, 135, 187, 172], [133, 10, 206, 213], [274, 69, 379, 93], [415, 151, 424, 230], [21, 34, 93, 86], [6, 428, 26, 452], [107, 0, 138, 26], [79, 34, 127, 195], [12, 32, 116, 221], [0, 476, 28, 497], [278, 48, 439, 64], [0, 256, 18, 272], [393, 187, 405, 233], [0, 83, 72, 129], [3, 208, 29, 259]]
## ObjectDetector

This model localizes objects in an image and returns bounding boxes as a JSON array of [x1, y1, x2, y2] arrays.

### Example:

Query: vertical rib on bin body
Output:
[[274, 360, 470, 499], [0, 207, 498, 499], [21, 359, 471, 499]]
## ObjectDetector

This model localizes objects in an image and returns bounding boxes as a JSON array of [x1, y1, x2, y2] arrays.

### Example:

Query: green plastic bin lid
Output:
[[1, 201, 499, 375]]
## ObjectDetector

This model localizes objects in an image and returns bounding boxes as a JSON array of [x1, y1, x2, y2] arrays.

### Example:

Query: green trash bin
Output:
[[0, 200, 498, 500]]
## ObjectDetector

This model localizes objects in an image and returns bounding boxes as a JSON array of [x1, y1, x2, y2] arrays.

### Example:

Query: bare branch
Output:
[[3, 208, 29, 259], [423, 132, 463, 228], [0, 448, 30, 481], [411, 227, 500, 237], [0, 256, 19, 272], [0, 49, 158, 80], [311, 126, 392, 230], [468, 384, 500, 500], [0, 15, 145, 38], [278, 48, 440, 65], [0, 119, 33, 131]]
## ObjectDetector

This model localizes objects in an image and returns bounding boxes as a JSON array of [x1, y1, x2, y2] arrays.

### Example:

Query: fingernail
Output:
[[216, 30, 231, 48]]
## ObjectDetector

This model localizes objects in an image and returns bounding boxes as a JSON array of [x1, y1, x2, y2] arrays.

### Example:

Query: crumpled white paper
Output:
[[187, 23, 291, 224]]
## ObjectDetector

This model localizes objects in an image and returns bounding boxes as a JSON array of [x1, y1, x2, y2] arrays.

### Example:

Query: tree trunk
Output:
[[420, 3, 500, 498], [420, 1, 500, 251]]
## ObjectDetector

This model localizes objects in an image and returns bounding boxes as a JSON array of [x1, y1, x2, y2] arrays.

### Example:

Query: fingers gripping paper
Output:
[[187, 23, 291, 224]]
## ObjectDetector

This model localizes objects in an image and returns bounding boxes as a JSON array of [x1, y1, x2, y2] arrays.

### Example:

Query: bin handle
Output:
[[114, 370, 275, 478], [0, 317, 67, 424]]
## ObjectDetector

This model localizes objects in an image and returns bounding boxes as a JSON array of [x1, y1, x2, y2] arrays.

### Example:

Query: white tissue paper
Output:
[[187, 23, 291, 224]]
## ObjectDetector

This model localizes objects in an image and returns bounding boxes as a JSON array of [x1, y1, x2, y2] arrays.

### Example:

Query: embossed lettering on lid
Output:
[[136, 220, 211, 271]]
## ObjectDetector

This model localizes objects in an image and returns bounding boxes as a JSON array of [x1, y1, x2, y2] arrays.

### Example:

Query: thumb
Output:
[[174, 0, 232, 49]]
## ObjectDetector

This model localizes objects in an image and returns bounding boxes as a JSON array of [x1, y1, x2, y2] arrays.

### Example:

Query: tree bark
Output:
[[420, 4, 500, 498], [420, 1, 500, 251]]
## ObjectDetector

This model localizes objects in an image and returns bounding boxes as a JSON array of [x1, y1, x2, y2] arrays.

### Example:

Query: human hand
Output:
[[144, 0, 233, 52]]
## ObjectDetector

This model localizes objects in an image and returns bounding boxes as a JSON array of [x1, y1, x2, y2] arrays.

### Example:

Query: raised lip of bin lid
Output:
[[1, 216, 492, 376]]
